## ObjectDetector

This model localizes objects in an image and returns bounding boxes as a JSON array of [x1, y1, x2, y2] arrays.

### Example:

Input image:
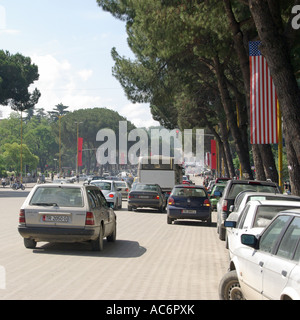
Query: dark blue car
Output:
[[167, 185, 211, 225]]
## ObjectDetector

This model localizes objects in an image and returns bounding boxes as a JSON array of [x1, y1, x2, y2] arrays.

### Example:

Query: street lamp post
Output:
[[57, 115, 64, 176]]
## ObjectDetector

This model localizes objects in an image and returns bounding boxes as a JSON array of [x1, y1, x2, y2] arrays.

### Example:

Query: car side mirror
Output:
[[241, 234, 259, 249]]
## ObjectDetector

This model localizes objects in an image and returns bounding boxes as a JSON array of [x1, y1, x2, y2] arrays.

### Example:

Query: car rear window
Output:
[[135, 184, 159, 191], [30, 187, 83, 207], [228, 184, 277, 199], [254, 205, 300, 228], [91, 182, 111, 190], [115, 182, 126, 188], [172, 187, 206, 197]]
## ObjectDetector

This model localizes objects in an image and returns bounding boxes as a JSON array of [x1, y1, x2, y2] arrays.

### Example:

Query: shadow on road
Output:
[[173, 220, 217, 228], [32, 239, 147, 258]]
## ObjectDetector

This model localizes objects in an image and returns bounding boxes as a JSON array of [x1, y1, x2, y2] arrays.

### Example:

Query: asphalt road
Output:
[[0, 179, 229, 300]]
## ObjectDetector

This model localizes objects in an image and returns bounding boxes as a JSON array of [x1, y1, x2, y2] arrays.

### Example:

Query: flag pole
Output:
[[277, 100, 283, 191]]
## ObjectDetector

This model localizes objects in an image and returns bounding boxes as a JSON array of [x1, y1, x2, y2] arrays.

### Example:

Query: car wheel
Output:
[[24, 238, 36, 249], [91, 223, 104, 251], [167, 216, 173, 224], [219, 226, 226, 241], [107, 223, 116, 242], [206, 215, 212, 226], [219, 270, 245, 300]]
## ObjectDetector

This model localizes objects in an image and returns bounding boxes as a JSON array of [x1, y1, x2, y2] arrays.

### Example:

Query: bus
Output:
[[137, 155, 183, 194]]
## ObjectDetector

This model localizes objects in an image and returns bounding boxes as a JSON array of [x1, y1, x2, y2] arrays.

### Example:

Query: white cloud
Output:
[[78, 69, 93, 81], [30, 54, 100, 110], [24, 54, 159, 128], [120, 103, 160, 128], [0, 29, 20, 35]]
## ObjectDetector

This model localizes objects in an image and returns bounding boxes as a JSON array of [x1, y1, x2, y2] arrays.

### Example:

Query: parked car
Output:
[[225, 200, 300, 258], [90, 180, 122, 210], [216, 179, 281, 241], [209, 183, 226, 210], [128, 183, 166, 212], [167, 185, 211, 225], [115, 180, 130, 199], [219, 209, 300, 300], [226, 191, 300, 225], [18, 183, 117, 251]]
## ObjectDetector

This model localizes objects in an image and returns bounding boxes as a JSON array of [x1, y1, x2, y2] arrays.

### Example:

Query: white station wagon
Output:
[[219, 209, 300, 300], [18, 184, 117, 251]]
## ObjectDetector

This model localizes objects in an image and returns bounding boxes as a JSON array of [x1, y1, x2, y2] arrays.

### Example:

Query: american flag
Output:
[[249, 41, 278, 144]]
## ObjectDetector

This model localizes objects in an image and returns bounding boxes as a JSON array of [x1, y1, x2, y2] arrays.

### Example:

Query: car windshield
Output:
[[30, 187, 83, 207], [172, 187, 206, 197], [91, 182, 112, 190], [228, 184, 277, 199], [134, 184, 159, 192]]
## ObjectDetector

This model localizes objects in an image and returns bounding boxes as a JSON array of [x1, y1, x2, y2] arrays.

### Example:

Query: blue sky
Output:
[[0, 0, 159, 127]]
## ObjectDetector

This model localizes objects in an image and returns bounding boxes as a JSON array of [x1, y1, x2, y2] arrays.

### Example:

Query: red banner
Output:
[[78, 137, 83, 167], [211, 140, 217, 170]]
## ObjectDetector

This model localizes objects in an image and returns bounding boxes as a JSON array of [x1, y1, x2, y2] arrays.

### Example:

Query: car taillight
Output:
[[19, 209, 26, 224], [222, 200, 228, 211], [85, 212, 95, 225], [168, 197, 175, 205], [153, 195, 160, 199], [125, 188, 128, 192], [108, 194, 114, 198], [204, 199, 211, 207]]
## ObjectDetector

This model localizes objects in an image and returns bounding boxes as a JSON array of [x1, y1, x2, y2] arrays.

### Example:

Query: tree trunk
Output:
[[283, 123, 300, 195], [213, 56, 253, 180], [219, 120, 235, 178], [252, 144, 266, 180], [259, 144, 278, 183], [224, 0, 278, 181]]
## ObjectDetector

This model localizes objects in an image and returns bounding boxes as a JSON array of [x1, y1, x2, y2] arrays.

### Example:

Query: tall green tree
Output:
[[0, 50, 40, 112], [2, 142, 39, 173], [52, 107, 136, 172]]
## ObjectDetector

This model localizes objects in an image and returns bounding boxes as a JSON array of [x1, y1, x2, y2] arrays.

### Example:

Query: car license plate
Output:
[[139, 196, 150, 199], [182, 210, 196, 214], [43, 215, 69, 222]]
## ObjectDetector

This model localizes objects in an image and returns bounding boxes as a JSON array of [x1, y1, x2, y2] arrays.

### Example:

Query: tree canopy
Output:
[[97, 0, 300, 193]]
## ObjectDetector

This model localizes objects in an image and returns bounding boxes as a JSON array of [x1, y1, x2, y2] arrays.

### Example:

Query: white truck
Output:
[[137, 156, 183, 194]]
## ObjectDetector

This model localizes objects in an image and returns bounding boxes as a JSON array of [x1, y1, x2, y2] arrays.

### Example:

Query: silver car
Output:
[[115, 181, 130, 199], [18, 184, 117, 251], [90, 180, 122, 209]]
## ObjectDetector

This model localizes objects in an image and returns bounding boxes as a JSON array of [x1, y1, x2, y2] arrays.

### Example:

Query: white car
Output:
[[90, 180, 122, 210], [225, 200, 300, 258], [114, 180, 130, 199], [219, 209, 300, 300], [227, 191, 300, 222]]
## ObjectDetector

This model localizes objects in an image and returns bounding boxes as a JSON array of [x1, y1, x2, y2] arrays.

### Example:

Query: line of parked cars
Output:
[[211, 177, 300, 300]]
